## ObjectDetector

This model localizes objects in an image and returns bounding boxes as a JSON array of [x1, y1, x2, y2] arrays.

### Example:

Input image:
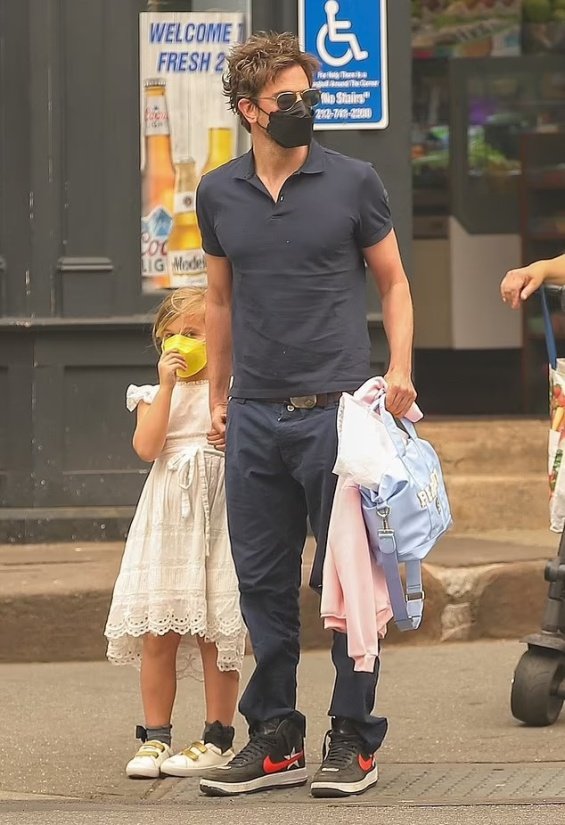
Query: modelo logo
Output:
[[170, 249, 206, 274]]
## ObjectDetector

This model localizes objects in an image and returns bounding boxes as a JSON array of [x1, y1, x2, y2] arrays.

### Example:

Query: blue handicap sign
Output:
[[299, 0, 388, 130]]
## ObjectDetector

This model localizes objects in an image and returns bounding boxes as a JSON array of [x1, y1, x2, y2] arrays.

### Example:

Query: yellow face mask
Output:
[[163, 334, 207, 379]]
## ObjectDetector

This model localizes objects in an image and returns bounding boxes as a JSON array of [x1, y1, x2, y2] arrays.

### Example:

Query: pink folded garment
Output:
[[321, 476, 393, 673]]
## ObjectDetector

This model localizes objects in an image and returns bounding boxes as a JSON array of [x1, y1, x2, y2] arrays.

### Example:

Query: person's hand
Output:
[[210, 401, 228, 447], [207, 426, 226, 452], [157, 350, 186, 389], [384, 368, 417, 418], [501, 262, 547, 309]]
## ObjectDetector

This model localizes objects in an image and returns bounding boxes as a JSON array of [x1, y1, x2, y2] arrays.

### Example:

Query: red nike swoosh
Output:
[[358, 754, 374, 772], [263, 752, 304, 774]]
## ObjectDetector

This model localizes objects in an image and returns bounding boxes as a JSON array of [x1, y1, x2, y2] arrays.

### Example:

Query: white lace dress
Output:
[[104, 380, 246, 680]]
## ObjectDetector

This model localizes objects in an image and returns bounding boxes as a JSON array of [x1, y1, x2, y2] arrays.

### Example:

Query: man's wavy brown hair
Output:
[[223, 32, 320, 132]]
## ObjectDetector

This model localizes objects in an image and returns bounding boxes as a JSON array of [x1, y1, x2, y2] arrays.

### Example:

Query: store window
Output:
[[412, 56, 565, 237], [412, 59, 450, 239], [450, 57, 565, 235], [465, 65, 565, 205]]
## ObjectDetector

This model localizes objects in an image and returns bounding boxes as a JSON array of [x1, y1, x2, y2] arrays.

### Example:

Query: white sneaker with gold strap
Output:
[[161, 741, 234, 777], [125, 740, 174, 779]]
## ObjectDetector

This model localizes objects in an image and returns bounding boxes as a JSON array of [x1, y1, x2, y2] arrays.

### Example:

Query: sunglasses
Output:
[[254, 88, 321, 112]]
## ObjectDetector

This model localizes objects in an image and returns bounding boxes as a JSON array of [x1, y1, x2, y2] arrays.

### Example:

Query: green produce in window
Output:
[[523, 0, 553, 23]]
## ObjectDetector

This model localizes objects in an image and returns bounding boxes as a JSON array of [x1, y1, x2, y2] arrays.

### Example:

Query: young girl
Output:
[[104, 287, 246, 779]]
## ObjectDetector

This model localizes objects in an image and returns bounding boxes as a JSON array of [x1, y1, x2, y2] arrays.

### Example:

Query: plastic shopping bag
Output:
[[549, 358, 565, 532], [333, 391, 401, 489]]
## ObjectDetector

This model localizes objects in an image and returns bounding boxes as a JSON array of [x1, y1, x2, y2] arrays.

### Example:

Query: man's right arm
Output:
[[206, 253, 233, 436], [196, 177, 233, 434]]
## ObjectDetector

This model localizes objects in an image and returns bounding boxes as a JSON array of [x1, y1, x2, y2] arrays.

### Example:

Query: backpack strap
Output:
[[378, 528, 424, 632]]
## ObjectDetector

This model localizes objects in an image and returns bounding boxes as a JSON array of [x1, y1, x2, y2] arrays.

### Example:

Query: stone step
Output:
[[445, 474, 549, 532], [414, 419, 551, 531], [418, 419, 548, 476], [1, 534, 558, 660]]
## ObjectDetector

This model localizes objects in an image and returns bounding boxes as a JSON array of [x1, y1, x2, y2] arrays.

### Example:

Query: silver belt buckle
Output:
[[290, 395, 317, 409]]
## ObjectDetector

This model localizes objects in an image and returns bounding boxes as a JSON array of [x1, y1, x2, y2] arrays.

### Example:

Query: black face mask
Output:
[[257, 100, 314, 149]]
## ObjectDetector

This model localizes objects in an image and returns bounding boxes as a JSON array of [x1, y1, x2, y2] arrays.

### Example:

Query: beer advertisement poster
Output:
[[140, 12, 248, 292]]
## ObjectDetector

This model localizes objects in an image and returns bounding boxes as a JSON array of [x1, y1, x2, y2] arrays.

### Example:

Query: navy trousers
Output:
[[225, 398, 388, 751]]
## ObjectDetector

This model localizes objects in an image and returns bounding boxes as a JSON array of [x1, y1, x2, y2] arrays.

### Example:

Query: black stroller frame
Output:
[[511, 285, 565, 726]]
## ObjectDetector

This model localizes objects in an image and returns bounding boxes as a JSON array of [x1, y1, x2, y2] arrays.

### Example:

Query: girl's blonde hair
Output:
[[152, 287, 206, 351]]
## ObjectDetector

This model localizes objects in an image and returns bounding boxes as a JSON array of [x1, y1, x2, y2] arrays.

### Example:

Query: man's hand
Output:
[[207, 426, 226, 452], [501, 262, 546, 309], [209, 401, 228, 450], [384, 368, 417, 419]]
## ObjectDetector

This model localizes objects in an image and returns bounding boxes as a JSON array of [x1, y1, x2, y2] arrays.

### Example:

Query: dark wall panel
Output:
[[28, 0, 64, 317], [59, 0, 147, 316], [63, 0, 107, 256], [0, 368, 8, 502], [31, 326, 155, 506], [63, 366, 149, 473], [0, 0, 32, 317], [0, 332, 34, 506]]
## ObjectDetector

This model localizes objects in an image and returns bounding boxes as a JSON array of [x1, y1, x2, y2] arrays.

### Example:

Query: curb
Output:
[[0, 557, 551, 663], [302, 559, 550, 650]]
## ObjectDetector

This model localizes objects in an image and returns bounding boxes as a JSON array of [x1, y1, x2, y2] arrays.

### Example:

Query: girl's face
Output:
[[162, 310, 205, 343]]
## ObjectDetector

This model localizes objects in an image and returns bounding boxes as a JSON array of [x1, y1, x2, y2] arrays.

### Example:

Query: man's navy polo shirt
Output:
[[196, 140, 392, 399]]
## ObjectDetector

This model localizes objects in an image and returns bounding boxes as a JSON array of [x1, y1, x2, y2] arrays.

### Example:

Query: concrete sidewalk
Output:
[[2, 643, 565, 814], [0, 529, 561, 663]]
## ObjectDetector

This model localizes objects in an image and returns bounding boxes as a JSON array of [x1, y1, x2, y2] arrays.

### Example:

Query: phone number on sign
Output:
[[316, 107, 373, 121]]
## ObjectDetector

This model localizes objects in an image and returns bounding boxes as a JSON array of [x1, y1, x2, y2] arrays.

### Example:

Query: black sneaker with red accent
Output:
[[310, 718, 378, 798], [199, 711, 307, 796]]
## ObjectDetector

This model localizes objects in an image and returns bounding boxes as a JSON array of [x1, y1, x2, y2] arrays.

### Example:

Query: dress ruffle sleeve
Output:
[[126, 384, 159, 412]]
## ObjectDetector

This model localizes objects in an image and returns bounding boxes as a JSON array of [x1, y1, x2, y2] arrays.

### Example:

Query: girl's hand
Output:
[[158, 350, 186, 389], [211, 401, 228, 440], [208, 401, 228, 451]]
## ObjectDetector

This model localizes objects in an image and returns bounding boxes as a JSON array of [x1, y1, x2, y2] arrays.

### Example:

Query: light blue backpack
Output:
[[360, 395, 452, 631]]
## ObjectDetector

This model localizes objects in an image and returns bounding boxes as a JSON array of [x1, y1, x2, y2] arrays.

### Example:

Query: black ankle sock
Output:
[[203, 720, 235, 753], [139, 723, 172, 747]]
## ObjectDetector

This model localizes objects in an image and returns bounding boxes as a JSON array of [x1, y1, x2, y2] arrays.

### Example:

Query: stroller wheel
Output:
[[511, 648, 565, 726]]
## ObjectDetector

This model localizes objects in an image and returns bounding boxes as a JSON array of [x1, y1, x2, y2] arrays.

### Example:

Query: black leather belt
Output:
[[257, 392, 343, 409]]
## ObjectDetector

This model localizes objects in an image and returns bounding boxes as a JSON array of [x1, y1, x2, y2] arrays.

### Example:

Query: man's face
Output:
[[243, 64, 311, 131]]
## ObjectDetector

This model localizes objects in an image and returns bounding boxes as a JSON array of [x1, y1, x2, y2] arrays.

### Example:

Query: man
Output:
[[501, 255, 565, 308], [196, 31, 416, 799]]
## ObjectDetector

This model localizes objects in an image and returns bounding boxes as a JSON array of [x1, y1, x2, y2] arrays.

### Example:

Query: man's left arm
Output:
[[363, 230, 416, 418]]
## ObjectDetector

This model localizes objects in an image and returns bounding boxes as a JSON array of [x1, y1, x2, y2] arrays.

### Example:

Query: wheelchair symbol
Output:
[[316, 0, 369, 68]]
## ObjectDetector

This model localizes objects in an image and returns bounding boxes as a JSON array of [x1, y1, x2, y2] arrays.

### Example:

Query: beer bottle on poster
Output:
[[141, 78, 175, 290], [167, 158, 206, 288], [200, 127, 234, 176]]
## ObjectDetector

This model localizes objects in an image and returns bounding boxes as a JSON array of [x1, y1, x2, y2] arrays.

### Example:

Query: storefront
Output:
[[410, 1, 565, 414], [0, 0, 412, 540]]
